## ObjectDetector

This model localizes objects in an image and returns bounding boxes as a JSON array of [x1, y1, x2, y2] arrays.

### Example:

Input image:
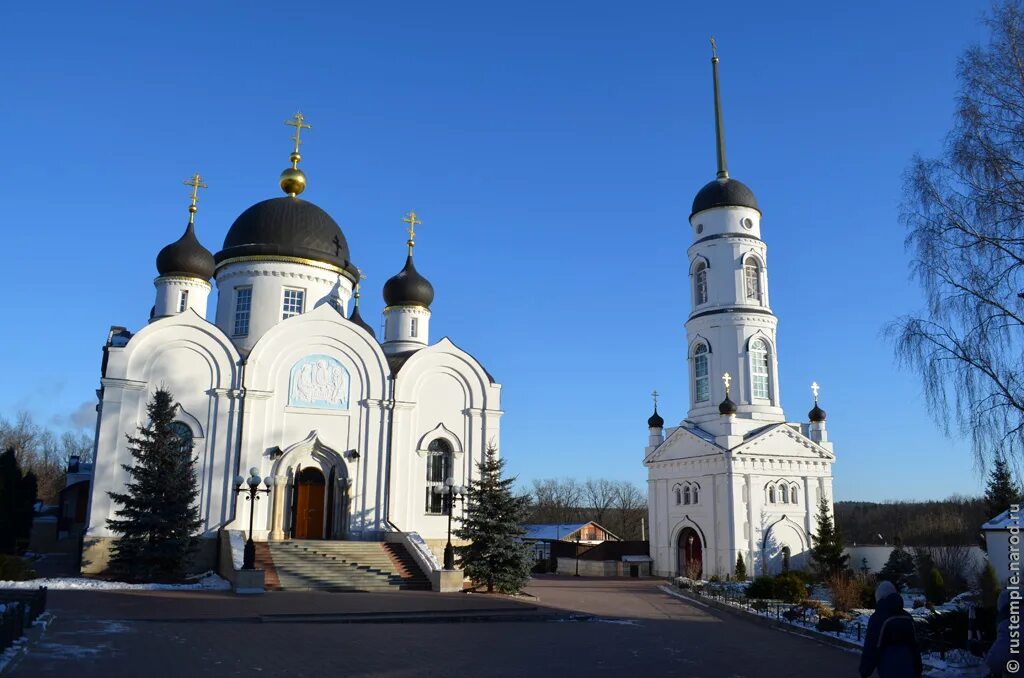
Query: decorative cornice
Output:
[[243, 389, 275, 401], [688, 306, 776, 321], [690, 232, 764, 247], [100, 378, 148, 391], [153, 276, 213, 290], [383, 304, 431, 314], [216, 257, 356, 285]]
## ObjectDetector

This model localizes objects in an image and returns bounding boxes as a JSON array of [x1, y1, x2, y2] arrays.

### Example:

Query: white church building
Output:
[[83, 116, 502, 572], [644, 49, 836, 580]]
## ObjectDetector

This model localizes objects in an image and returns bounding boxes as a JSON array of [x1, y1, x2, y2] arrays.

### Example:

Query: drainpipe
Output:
[[382, 374, 400, 534]]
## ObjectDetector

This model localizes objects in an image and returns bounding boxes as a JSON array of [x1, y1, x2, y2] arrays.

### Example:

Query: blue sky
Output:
[[0, 1, 994, 500]]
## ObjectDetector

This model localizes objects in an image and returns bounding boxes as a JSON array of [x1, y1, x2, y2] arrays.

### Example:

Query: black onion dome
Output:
[[156, 223, 215, 280], [648, 408, 665, 428], [691, 177, 760, 216], [349, 305, 376, 339], [719, 395, 737, 416], [809, 403, 827, 423], [383, 255, 434, 308], [215, 196, 359, 280]]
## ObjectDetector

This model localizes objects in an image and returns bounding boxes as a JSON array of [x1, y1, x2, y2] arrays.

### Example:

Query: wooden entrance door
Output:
[[295, 467, 326, 539], [678, 527, 703, 579]]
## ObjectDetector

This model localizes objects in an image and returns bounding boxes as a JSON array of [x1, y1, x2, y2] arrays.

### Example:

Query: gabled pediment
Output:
[[645, 425, 724, 465], [731, 423, 833, 460]]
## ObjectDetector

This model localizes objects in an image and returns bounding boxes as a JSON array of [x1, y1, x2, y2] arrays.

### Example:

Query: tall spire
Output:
[[710, 37, 729, 180]]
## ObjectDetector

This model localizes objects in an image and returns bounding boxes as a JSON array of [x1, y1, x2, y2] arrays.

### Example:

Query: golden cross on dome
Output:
[[183, 173, 208, 224], [651, 389, 659, 409], [403, 211, 423, 254], [722, 372, 732, 396], [811, 381, 820, 403], [285, 112, 312, 165]]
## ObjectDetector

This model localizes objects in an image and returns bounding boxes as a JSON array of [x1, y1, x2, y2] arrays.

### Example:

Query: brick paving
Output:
[[10, 578, 860, 677]]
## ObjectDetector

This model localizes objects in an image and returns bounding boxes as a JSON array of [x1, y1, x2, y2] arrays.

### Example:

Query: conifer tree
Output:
[[878, 544, 916, 590], [734, 552, 747, 581], [985, 454, 1021, 519], [107, 389, 201, 582], [454, 445, 533, 594], [810, 496, 849, 578], [0, 448, 38, 554]]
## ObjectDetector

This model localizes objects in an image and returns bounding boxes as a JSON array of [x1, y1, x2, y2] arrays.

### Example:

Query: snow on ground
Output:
[[229, 530, 245, 570], [0, 572, 230, 591]]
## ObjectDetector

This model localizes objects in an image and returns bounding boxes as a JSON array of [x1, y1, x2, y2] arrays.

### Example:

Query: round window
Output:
[[696, 223, 704, 234], [741, 217, 754, 230]]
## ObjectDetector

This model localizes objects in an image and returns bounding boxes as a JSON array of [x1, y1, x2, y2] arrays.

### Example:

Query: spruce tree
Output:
[[734, 552, 747, 581], [878, 544, 916, 590], [454, 445, 533, 594], [985, 454, 1021, 519], [810, 496, 849, 578], [0, 448, 37, 554], [107, 389, 201, 582]]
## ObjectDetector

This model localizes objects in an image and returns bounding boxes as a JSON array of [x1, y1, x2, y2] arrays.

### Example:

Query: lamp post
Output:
[[433, 478, 465, 570], [234, 467, 273, 570], [575, 534, 581, 577]]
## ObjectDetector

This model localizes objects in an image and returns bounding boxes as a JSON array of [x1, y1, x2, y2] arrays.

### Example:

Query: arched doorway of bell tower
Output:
[[678, 527, 703, 579]]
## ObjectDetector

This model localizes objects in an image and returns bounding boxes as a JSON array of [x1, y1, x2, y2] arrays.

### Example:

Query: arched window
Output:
[[768, 486, 776, 504], [750, 339, 770, 400], [675, 486, 682, 505], [683, 486, 691, 505], [694, 261, 708, 305], [744, 257, 762, 303], [791, 486, 799, 504], [694, 344, 710, 403], [691, 484, 699, 504], [168, 421, 193, 454], [425, 439, 453, 515], [780, 484, 789, 504]]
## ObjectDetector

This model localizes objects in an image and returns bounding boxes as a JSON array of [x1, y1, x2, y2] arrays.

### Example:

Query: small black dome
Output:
[[809, 403, 827, 423], [648, 408, 665, 428], [383, 255, 434, 308], [216, 196, 358, 280], [719, 396, 737, 416], [349, 305, 376, 339], [156, 223, 215, 280], [691, 177, 759, 216]]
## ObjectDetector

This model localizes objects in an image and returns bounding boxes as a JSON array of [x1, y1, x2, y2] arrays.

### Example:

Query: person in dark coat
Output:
[[859, 580, 923, 677], [986, 590, 1013, 677]]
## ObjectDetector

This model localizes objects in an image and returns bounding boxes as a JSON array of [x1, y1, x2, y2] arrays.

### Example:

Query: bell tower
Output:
[[684, 40, 784, 435]]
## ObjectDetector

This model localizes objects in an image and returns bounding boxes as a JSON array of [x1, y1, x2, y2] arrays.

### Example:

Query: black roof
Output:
[[648, 408, 665, 428], [348, 305, 376, 339], [156, 223, 215, 280], [383, 255, 434, 308], [215, 196, 358, 280], [691, 177, 759, 217], [809, 403, 827, 423], [718, 396, 737, 416]]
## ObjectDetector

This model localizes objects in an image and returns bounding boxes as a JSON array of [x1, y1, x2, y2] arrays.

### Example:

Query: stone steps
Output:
[[266, 540, 431, 592]]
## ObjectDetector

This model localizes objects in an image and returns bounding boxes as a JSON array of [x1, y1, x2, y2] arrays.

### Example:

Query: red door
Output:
[[295, 468, 325, 539]]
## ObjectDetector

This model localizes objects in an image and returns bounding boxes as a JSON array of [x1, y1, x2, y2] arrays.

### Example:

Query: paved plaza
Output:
[[11, 577, 859, 677]]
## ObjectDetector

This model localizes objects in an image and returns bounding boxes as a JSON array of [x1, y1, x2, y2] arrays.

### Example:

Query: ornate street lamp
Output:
[[433, 478, 465, 570], [575, 533, 582, 577], [234, 467, 273, 570]]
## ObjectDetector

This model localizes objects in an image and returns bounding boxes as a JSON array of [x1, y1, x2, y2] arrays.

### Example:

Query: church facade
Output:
[[83, 117, 501, 571], [644, 50, 836, 579]]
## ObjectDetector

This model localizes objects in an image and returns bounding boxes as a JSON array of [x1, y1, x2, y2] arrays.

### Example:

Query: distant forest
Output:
[[835, 497, 990, 547]]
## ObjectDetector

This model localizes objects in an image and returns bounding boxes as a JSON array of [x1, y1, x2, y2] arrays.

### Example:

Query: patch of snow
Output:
[[0, 572, 230, 591]]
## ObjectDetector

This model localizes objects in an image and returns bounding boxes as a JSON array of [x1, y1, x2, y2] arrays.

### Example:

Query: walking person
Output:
[[859, 580, 923, 677]]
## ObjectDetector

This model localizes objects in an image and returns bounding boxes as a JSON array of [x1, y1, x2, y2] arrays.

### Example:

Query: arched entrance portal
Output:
[[295, 467, 326, 539], [678, 527, 703, 579]]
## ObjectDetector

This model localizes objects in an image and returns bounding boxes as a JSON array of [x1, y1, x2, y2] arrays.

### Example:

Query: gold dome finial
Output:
[[280, 112, 312, 196], [183, 173, 208, 224], [402, 210, 423, 255]]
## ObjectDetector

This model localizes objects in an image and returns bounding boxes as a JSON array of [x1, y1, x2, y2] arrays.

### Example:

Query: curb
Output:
[[1, 611, 56, 676], [659, 586, 862, 652]]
